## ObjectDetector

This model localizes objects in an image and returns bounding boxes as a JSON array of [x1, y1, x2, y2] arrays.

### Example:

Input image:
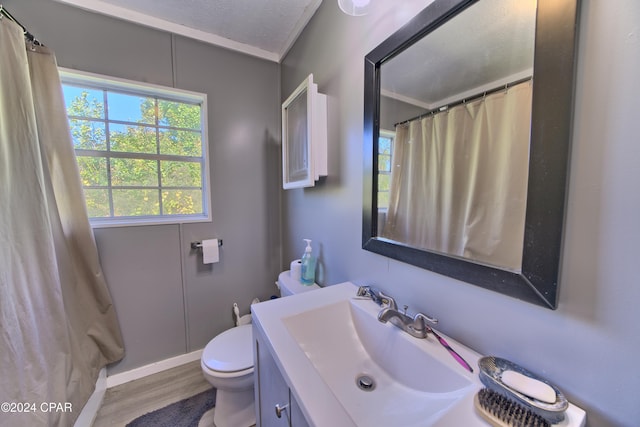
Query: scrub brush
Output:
[[474, 388, 551, 427]]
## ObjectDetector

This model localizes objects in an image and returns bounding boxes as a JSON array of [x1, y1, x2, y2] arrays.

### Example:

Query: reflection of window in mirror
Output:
[[377, 129, 394, 234]]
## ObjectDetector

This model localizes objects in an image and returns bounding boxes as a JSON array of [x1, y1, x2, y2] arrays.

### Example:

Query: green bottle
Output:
[[300, 239, 316, 285]]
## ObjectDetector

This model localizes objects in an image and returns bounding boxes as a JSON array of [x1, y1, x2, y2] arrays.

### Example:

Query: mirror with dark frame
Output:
[[362, 0, 580, 309]]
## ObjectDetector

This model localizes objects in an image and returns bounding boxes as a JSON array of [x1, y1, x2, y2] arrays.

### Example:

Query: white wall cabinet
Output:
[[253, 324, 310, 427], [281, 74, 327, 189]]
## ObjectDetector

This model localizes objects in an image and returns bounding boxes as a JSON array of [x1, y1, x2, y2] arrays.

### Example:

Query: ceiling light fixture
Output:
[[338, 0, 372, 16]]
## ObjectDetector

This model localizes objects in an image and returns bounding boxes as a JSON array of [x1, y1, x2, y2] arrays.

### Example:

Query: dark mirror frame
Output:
[[362, 0, 580, 309]]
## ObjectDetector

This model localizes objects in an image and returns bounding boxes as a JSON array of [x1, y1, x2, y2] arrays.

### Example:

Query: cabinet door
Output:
[[290, 391, 310, 427], [255, 329, 290, 427]]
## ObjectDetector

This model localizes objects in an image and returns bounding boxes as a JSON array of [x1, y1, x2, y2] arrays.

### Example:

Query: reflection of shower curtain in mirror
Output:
[[382, 82, 532, 271]]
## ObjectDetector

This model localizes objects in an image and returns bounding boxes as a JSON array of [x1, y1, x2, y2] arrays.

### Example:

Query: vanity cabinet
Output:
[[289, 395, 308, 426], [253, 323, 309, 427]]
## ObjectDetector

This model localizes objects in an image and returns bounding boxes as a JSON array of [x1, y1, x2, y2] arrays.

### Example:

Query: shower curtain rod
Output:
[[0, 5, 42, 46], [394, 75, 532, 127]]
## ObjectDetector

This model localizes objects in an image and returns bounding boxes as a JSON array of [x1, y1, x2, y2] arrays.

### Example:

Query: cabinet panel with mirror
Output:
[[282, 74, 327, 189], [362, 0, 580, 309]]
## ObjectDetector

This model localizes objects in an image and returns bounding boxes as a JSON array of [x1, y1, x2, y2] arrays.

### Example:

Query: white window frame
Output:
[[377, 128, 395, 211], [59, 68, 211, 228]]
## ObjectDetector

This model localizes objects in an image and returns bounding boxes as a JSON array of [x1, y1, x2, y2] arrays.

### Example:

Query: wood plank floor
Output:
[[92, 361, 213, 426]]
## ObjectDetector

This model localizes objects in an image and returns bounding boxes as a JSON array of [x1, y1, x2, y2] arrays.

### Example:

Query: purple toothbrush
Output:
[[427, 326, 474, 373]]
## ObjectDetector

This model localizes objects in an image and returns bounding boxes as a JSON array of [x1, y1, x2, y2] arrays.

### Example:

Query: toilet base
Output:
[[213, 387, 255, 427]]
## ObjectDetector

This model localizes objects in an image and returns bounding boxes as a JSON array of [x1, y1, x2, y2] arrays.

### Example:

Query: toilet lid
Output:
[[203, 324, 253, 372]]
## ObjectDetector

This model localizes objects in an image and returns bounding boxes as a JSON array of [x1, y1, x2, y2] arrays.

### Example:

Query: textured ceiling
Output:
[[54, 0, 536, 98], [53, 0, 322, 62], [381, 0, 537, 108]]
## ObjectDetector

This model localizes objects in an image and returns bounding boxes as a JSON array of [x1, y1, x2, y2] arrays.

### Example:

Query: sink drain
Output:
[[356, 374, 376, 391]]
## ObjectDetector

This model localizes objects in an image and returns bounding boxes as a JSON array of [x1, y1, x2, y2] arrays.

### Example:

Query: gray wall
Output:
[[281, 1, 640, 426], [5, 0, 639, 424], [4, 0, 282, 374]]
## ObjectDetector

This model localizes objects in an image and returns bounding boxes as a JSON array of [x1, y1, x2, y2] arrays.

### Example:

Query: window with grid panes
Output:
[[60, 69, 210, 227], [378, 131, 394, 209]]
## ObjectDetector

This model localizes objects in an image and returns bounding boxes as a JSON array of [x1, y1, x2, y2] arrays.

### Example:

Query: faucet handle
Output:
[[408, 312, 438, 337], [376, 290, 397, 310], [356, 286, 397, 310], [356, 286, 381, 304], [356, 286, 371, 298], [414, 312, 438, 326]]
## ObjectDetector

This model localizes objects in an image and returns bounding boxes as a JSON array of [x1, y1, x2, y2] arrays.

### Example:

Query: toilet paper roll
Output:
[[202, 239, 219, 264], [290, 259, 302, 281]]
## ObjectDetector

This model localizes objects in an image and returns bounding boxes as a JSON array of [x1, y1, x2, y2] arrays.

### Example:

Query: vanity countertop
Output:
[[252, 281, 586, 426]]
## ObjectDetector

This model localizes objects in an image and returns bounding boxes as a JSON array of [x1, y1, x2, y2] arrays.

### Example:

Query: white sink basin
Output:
[[253, 281, 586, 426], [252, 282, 486, 426], [282, 297, 474, 426]]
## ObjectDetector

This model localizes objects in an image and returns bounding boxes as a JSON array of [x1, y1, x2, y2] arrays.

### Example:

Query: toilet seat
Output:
[[202, 324, 253, 373]]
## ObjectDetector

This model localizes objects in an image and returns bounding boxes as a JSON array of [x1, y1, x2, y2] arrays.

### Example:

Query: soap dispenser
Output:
[[300, 239, 317, 285]]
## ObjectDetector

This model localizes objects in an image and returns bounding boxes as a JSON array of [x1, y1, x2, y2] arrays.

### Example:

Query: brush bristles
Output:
[[476, 388, 551, 427]]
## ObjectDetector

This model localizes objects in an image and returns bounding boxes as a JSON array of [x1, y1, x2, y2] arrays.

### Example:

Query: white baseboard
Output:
[[106, 350, 203, 389], [74, 367, 107, 427]]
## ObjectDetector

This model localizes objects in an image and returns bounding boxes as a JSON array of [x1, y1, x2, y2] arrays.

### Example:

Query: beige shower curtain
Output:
[[382, 82, 532, 271], [0, 18, 124, 427]]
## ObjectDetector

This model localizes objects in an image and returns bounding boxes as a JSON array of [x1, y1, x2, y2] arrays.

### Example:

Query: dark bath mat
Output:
[[126, 388, 216, 427]]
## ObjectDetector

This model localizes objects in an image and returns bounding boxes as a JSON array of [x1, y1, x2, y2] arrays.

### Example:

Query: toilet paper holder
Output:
[[191, 239, 223, 250]]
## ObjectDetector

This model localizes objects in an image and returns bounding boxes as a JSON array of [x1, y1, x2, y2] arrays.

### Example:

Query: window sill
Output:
[[89, 214, 211, 229]]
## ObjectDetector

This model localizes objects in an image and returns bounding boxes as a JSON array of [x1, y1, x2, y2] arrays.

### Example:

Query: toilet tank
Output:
[[277, 271, 320, 297]]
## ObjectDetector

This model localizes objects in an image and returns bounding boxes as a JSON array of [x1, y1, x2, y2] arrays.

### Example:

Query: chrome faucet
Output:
[[356, 286, 438, 338], [356, 287, 472, 372], [356, 286, 397, 310], [378, 305, 438, 339]]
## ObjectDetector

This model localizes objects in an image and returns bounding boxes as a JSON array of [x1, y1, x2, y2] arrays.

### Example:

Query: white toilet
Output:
[[200, 271, 319, 427]]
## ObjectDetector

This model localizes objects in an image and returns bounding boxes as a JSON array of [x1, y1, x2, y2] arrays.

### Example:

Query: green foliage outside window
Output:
[[378, 135, 393, 209], [62, 80, 207, 223]]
